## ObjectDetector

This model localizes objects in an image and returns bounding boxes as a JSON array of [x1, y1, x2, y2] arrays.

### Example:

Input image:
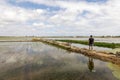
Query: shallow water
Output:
[[47, 38, 120, 43], [0, 42, 119, 80], [72, 43, 112, 51]]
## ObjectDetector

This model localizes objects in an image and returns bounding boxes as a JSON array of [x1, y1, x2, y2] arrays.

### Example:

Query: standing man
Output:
[[89, 35, 94, 50]]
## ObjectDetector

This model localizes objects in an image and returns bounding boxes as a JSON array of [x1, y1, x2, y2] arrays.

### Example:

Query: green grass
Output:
[[57, 40, 120, 49]]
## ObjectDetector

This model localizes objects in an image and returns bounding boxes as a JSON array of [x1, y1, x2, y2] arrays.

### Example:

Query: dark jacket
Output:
[[89, 37, 94, 44]]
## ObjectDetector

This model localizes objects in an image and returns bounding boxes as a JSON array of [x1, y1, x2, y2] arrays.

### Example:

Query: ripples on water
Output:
[[0, 42, 119, 80]]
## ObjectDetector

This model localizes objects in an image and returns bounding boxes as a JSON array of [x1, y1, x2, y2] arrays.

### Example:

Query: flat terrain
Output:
[[0, 42, 119, 80]]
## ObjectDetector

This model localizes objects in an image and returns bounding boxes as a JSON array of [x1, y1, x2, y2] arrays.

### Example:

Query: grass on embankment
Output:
[[57, 40, 120, 49]]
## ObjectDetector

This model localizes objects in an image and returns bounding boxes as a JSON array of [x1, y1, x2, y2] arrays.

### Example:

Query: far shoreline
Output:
[[0, 36, 120, 38]]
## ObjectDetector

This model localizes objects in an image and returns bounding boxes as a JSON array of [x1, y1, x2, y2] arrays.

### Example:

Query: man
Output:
[[89, 35, 94, 50]]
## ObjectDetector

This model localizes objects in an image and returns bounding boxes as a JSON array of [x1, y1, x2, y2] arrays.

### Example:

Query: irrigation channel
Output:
[[0, 39, 120, 80]]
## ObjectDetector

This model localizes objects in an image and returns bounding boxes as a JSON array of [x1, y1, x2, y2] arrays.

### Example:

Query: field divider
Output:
[[32, 38, 120, 65]]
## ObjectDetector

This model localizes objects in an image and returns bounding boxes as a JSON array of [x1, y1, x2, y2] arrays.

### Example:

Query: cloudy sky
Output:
[[0, 0, 120, 36]]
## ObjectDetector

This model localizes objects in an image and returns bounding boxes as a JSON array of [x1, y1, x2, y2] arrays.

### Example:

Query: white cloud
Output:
[[33, 22, 53, 28], [0, 0, 120, 36]]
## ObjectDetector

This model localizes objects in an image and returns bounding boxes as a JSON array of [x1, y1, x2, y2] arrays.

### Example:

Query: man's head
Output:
[[90, 35, 93, 38]]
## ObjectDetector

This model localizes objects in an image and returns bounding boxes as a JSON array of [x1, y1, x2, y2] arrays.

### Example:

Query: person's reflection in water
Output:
[[88, 57, 95, 72]]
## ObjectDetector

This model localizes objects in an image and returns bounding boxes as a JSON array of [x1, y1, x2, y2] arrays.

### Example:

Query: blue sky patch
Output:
[[7, 0, 61, 11], [81, 10, 90, 16], [86, 0, 108, 3]]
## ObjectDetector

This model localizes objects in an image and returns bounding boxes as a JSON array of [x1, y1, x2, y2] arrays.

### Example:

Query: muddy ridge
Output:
[[33, 38, 120, 65]]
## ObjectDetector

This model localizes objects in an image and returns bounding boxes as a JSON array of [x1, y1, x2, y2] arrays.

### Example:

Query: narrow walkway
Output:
[[36, 38, 120, 65]]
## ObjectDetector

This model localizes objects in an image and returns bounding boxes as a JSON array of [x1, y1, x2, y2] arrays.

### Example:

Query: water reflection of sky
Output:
[[72, 43, 112, 51], [0, 42, 118, 80], [47, 38, 120, 43]]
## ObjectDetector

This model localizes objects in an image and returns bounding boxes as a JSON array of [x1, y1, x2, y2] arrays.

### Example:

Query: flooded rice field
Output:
[[47, 38, 120, 43], [72, 43, 112, 51], [0, 42, 120, 80]]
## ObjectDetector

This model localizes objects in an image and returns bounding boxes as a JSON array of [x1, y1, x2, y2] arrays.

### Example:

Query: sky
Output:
[[0, 0, 120, 36]]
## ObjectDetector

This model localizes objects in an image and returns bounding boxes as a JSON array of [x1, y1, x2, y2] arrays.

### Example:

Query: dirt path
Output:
[[36, 38, 120, 65]]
